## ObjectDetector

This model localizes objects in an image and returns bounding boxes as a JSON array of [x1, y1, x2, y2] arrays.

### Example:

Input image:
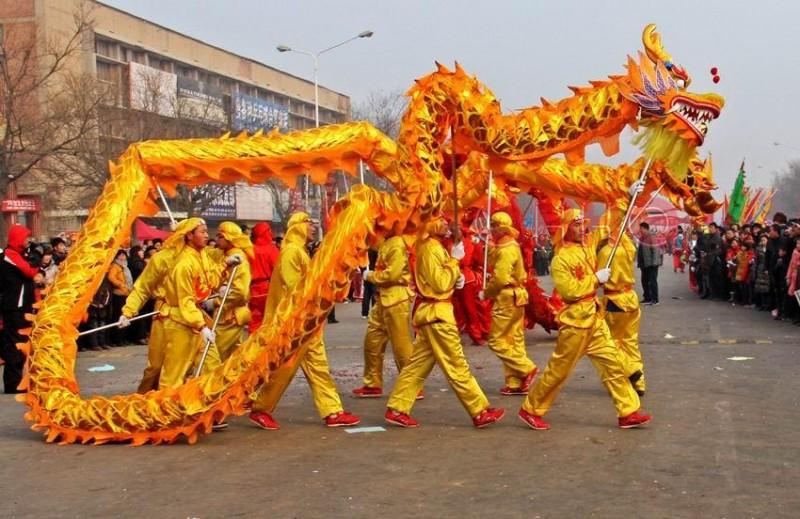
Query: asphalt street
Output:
[[1, 270, 798, 518]]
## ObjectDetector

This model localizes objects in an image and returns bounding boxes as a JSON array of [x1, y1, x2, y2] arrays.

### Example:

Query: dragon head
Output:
[[657, 153, 722, 217], [619, 24, 725, 177]]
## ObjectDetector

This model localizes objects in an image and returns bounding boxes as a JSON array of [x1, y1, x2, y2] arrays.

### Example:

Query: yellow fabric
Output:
[[412, 236, 460, 326], [213, 246, 252, 362], [362, 299, 413, 388], [214, 324, 245, 363], [161, 217, 206, 255], [136, 318, 166, 393], [605, 308, 645, 390], [122, 249, 172, 318], [521, 316, 640, 417], [366, 235, 413, 308], [386, 233, 489, 418], [251, 331, 343, 419], [159, 319, 205, 389], [162, 247, 219, 331], [218, 221, 255, 261], [490, 211, 519, 238], [484, 236, 535, 389], [487, 303, 536, 390], [251, 212, 343, 418], [108, 263, 130, 296], [263, 215, 309, 322], [551, 241, 600, 329], [484, 237, 528, 305], [598, 233, 639, 311], [386, 322, 489, 417]]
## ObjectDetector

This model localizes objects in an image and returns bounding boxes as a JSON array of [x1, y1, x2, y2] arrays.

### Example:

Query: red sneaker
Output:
[[499, 386, 527, 396], [352, 386, 383, 398], [249, 411, 280, 430], [416, 390, 425, 400], [472, 407, 506, 428], [518, 408, 551, 430], [324, 411, 361, 427], [385, 409, 419, 428], [520, 367, 539, 392], [618, 410, 652, 429]]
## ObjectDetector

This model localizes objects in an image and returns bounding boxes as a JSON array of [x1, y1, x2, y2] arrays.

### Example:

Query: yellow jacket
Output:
[[551, 231, 601, 329], [108, 263, 130, 297], [218, 246, 252, 326], [484, 236, 528, 307], [163, 246, 221, 330], [366, 235, 413, 308], [413, 236, 461, 327], [263, 220, 309, 322], [597, 233, 639, 312], [121, 249, 173, 318]]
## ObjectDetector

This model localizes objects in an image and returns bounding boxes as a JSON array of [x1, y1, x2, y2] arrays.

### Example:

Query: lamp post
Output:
[[277, 31, 374, 214]]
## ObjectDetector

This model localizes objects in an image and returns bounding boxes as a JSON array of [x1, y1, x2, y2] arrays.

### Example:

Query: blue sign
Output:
[[232, 93, 289, 133]]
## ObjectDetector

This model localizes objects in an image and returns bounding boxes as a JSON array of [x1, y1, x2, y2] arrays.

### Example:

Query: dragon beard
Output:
[[632, 124, 693, 182]]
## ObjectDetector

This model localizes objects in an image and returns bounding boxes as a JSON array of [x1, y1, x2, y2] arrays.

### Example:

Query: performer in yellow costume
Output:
[[480, 211, 539, 395], [212, 222, 253, 362], [597, 233, 646, 396], [117, 218, 200, 392], [518, 195, 652, 430], [248, 212, 360, 430], [385, 215, 505, 428], [158, 218, 227, 389], [353, 233, 415, 398]]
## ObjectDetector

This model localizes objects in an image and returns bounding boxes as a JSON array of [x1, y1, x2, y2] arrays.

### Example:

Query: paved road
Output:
[[1, 270, 798, 518]]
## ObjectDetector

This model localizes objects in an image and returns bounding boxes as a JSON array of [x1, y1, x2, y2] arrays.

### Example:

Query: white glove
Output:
[[629, 180, 646, 197], [201, 327, 216, 344], [169, 221, 177, 231], [117, 315, 131, 328], [478, 290, 486, 301], [455, 274, 465, 289], [226, 254, 243, 266], [595, 268, 611, 284], [451, 241, 466, 260], [217, 284, 229, 300]]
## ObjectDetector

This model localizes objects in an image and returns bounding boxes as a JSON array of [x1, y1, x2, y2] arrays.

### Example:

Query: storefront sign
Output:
[[1, 198, 40, 212]]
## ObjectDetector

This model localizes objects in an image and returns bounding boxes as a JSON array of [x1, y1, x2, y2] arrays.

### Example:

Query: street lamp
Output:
[[276, 30, 373, 128], [276, 30, 374, 217]]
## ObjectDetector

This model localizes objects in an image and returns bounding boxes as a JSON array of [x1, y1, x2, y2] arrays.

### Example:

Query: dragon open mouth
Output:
[[670, 96, 720, 143]]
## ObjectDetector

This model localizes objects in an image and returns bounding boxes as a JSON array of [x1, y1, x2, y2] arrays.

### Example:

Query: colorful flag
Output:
[[727, 160, 746, 225]]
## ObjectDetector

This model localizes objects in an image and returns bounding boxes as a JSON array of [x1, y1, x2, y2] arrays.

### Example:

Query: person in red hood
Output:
[[248, 222, 279, 333], [1, 225, 40, 393]]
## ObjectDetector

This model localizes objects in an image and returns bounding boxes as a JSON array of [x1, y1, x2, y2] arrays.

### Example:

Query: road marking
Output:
[[344, 426, 386, 434], [717, 339, 737, 344], [755, 339, 773, 345], [681, 340, 699, 345]]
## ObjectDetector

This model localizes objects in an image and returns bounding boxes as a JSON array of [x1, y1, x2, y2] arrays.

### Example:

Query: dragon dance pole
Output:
[[631, 184, 665, 225], [450, 123, 461, 242], [359, 159, 365, 184], [155, 184, 177, 229], [482, 169, 493, 289], [78, 311, 160, 337], [604, 158, 653, 270], [194, 265, 239, 377]]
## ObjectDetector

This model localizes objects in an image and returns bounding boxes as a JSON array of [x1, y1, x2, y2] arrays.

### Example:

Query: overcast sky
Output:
[[105, 0, 800, 191]]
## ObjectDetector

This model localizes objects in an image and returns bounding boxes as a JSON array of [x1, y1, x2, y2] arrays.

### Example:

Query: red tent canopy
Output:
[[134, 219, 170, 241]]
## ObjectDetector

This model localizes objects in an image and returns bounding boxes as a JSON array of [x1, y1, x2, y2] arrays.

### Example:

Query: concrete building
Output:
[[0, 0, 351, 239]]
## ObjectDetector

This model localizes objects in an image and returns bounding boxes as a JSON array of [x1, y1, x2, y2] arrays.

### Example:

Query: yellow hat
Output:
[[287, 211, 312, 228], [218, 221, 255, 261], [162, 217, 206, 253], [490, 211, 518, 238], [554, 208, 588, 245], [423, 215, 449, 239]]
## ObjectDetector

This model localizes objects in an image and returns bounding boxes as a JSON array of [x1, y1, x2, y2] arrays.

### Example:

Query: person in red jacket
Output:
[[453, 215, 488, 346], [248, 222, 280, 334], [1, 225, 40, 393]]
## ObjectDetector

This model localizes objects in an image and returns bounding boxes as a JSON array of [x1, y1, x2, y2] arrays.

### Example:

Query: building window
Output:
[[95, 39, 116, 59]]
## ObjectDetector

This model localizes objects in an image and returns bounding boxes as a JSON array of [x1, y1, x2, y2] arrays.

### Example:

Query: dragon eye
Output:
[[675, 79, 686, 89]]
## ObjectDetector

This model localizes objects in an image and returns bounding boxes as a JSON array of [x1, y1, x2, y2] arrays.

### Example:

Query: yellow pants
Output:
[[362, 300, 414, 388], [159, 319, 221, 389], [252, 331, 343, 419], [605, 308, 646, 391], [215, 322, 245, 363], [387, 321, 489, 418], [487, 302, 536, 389], [137, 317, 165, 393], [522, 318, 640, 417]]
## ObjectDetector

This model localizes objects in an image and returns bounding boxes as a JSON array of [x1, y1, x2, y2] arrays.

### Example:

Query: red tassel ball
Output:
[[712, 75, 720, 84], [710, 67, 718, 75]]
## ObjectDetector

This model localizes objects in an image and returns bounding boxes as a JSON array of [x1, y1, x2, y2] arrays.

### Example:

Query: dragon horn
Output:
[[642, 24, 691, 87]]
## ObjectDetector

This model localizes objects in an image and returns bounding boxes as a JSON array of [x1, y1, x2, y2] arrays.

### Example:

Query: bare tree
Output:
[[352, 89, 407, 191], [770, 159, 800, 217], [0, 2, 102, 238]]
